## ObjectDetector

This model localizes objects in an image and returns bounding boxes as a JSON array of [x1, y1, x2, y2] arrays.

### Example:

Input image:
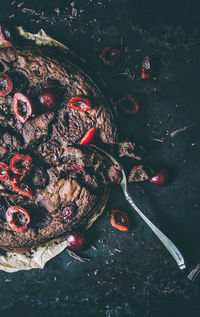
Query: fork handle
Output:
[[125, 193, 186, 270]]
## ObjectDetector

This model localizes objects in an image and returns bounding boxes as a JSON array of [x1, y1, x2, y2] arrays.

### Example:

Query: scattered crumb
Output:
[[67, 261, 72, 266], [151, 138, 165, 143], [128, 165, 151, 183], [17, 2, 24, 8], [91, 245, 98, 251], [170, 124, 196, 137], [66, 248, 91, 262], [114, 248, 122, 253]]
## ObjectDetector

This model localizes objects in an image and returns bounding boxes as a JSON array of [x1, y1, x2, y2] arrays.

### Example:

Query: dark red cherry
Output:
[[61, 202, 77, 222], [0, 73, 13, 96], [149, 168, 169, 186], [6, 206, 30, 233], [39, 88, 60, 110], [13, 92, 33, 123], [66, 232, 86, 252], [99, 46, 120, 67]]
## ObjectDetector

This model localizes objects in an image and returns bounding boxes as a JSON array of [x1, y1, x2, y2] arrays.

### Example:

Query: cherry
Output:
[[38, 88, 60, 110], [0, 23, 19, 47], [67, 96, 92, 112], [10, 154, 32, 175], [141, 56, 154, 79], [0, 73, 13, 96], [64, 164, 85, 178], [99, 46, 120, 67], [107, 166, 122, 184], [61, 202, 77, 222], [0, 161, 9, 181], [118, 94, 139, 115], [13, 92, 33, 123], [10, 176, 33, 197], [80, 128, 96, 145], [149, 168, 169, 186], [6, 206, 30, 233], [66, 232, 86, 252], [109, 209, 130, 232]]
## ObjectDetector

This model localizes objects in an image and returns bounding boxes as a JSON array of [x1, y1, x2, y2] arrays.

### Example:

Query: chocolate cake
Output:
[[0, 46, 119, 252]]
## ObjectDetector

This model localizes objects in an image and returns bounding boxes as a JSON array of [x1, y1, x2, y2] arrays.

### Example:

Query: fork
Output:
[[91, 144, 186, 270]]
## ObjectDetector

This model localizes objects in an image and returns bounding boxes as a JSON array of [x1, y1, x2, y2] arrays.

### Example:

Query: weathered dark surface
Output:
[[1, 0, 200, 316]]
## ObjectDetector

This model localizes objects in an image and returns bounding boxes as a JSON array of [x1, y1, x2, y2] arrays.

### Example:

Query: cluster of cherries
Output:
[[0, 154, 33, 233], [99, 46, 155, 115], [0, 73, 96, 145], [0, 154, 33, 196], [0, 23, 168, 252]]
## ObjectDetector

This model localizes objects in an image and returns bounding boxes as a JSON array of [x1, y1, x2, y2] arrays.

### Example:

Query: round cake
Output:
[[0, 46, 118, 252]]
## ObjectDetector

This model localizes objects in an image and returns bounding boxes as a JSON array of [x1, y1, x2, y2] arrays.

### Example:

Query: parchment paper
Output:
[[0, 28, 110, 272]]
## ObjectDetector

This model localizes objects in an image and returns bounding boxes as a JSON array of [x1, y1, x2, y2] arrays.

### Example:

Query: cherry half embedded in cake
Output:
[[0, 161, 9, 181], [10, 176, 33, 197], [80, 128, 96, 145], [99, 46, 120, 67], [67, 96, 92, 112], [6, 206, 30, 233], [10, 154, 32, 175], [0, 72, 13, 96], [61, 202, 77, 222], [109, 209, 130, 231], [118, 94, 139, 115], [13, 92, 34, 123]]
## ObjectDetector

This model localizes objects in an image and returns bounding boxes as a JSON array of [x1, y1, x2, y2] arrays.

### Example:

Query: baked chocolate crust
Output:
[[0, 46, 118, 251]]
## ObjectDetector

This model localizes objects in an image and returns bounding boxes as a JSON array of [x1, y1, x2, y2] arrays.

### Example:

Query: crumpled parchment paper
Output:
[[0, 27, 110, 272]]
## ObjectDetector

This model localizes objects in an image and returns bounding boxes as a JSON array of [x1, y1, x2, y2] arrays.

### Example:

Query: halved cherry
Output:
[[0, 23, 19, 47], [13, 92, 33, 123], [10, 154, 32, 175], [109, 209, 130, 231], [10, 176, 33, 197], [67, 96, 92, 112], [118, 94, 139, 115], [0, 161, 9, 181], [99, 46, 120, 67], [0, 73, 13, 96], [80, 127, 96, 145], [141, 56, 154, 79], [6, 206, 30, 233]]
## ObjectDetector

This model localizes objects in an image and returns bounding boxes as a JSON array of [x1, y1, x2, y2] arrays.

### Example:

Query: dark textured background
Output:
[[1, 0, 200, 316]]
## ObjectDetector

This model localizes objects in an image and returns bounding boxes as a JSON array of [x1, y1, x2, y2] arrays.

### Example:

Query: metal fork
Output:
[[91, 144, 186, 270]]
